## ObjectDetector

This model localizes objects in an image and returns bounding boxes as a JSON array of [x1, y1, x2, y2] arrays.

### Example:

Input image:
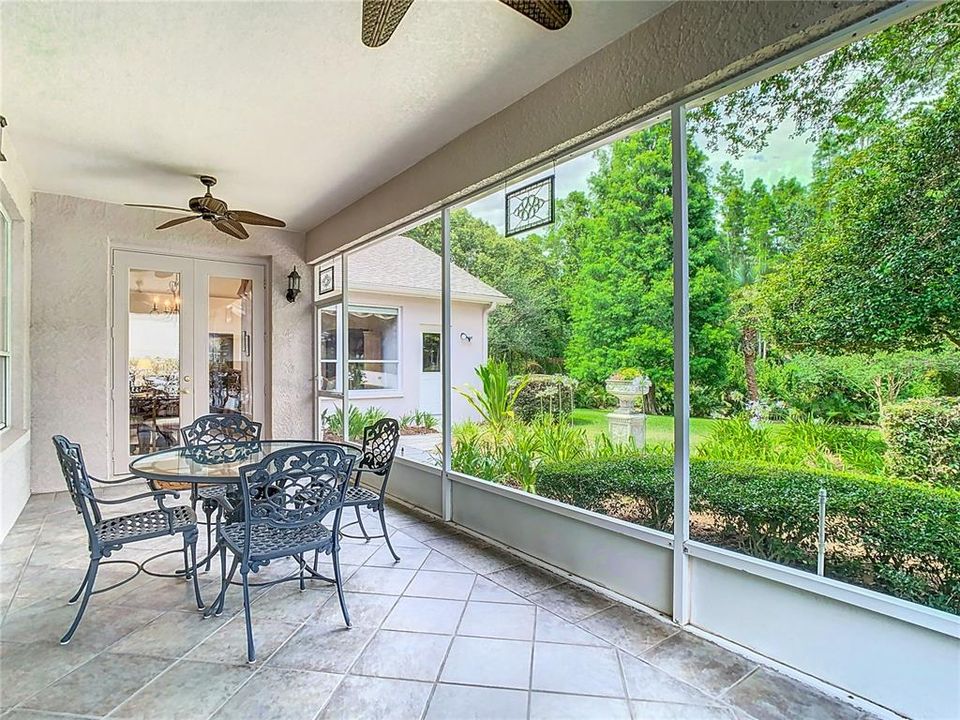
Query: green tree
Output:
[[759, 80, 960, 353], [564, 123, 733, 413], [768, 177, 814, 255], [714, 162, 749, 281], [691, 2, 960, 154]]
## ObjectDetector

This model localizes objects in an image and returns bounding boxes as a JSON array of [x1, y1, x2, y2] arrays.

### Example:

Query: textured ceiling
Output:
[[1, 1, 669, 231]]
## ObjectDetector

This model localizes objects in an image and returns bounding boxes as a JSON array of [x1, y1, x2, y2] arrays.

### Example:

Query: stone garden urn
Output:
[[605, 373, 651, 448]]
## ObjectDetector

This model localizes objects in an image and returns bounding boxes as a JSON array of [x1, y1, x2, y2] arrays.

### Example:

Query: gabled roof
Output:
[[349, 235, 510, 304]]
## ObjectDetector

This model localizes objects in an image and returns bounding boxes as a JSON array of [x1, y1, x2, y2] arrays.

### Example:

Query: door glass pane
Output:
[[319, 307, 339, 392], [128, 269, 181, 456], [208, 277, 254, 416], [422, 332, 441, 372]]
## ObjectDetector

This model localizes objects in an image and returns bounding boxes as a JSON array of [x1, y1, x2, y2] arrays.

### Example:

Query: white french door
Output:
[[111, 250, 265, 474]]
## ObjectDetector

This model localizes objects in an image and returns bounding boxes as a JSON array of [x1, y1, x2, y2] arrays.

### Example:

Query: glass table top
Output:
[[129, 440, 362, 484]]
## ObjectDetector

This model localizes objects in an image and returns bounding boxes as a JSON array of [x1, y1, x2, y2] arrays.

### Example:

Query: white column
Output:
[[671, 103, 691, 625], [440, 207, 454, 521]]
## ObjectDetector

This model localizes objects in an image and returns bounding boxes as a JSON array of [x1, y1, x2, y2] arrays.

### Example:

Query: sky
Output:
[[459, 115, 818, 235]]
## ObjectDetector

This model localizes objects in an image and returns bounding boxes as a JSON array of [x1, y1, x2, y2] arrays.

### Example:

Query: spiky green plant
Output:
[[458, 359, 529, 431]]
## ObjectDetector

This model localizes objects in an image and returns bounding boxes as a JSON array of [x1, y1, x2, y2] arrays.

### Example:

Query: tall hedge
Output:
[[882, 396, 960, 489], [536, 455, 960, 613]]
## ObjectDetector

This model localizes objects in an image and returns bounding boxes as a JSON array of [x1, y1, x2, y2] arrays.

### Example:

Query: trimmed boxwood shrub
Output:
[[510, 374, 577, 422], [882, 396, 960, 489], [536, 455, 960, 613]]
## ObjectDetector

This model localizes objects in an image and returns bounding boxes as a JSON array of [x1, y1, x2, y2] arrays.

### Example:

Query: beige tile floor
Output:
[[0, 487, 878, 720]]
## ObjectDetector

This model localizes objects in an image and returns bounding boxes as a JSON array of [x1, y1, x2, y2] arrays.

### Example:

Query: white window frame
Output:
[[319, 304, 403, 398]]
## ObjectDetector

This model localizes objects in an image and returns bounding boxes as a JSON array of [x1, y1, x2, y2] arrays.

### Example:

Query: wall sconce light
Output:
[[459, 332, 473, 343], [285, 266, 302, 303]]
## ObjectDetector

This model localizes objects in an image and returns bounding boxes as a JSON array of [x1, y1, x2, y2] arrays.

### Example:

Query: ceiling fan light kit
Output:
[[126, 175, 286, 240], [361, 0, 572, 47]]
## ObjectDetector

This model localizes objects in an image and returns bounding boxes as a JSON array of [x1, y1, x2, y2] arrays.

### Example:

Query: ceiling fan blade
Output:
[[228, 210, 286, 228], [213, 218, 250, 240], [156, 215, 200, 230], [362, 0, 414, 47], [498, 0, 572, 30], [125, 203, 195, 213]]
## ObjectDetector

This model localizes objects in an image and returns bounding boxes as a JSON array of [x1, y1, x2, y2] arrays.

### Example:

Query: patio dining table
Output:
[[129, 439, 362, 487], [128, 439, 363, 583]]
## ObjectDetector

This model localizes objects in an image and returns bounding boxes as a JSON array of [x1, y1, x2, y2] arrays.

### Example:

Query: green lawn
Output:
[[570, 408, 720, 450]]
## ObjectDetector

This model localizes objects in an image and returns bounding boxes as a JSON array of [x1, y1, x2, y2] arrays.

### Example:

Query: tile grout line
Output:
[[2, 505, 53, 618], [615, 650, 637, 720], [526, 605, 539, 720], [419, 571, 483, 720], [98, 583, 252, 717], [100, 542, 347, 715], [201, 571, 359, 720], [716, 664, 760, 699], [311, 532, 423, 720], [5, 500, 387, 716], [8, 502, 209, 716]]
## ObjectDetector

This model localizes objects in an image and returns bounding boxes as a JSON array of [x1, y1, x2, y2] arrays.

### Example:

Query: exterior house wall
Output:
[[0, 138, 34, 541], [30, 193, 311, 493], [346, 290, 491, 424]]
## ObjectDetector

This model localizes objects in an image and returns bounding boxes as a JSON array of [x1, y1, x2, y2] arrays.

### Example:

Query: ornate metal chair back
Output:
[[180, 412, 263, 447], [358, 418, 401, 476], [237, 445, 355, 557], [51, 435, 102, 543]]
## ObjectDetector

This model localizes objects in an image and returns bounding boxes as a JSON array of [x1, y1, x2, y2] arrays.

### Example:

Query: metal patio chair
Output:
[[207, 443, 355, 663], [341, 417, 402, 562], [52, 435, 202, 645], [180, 413, 263, 568]]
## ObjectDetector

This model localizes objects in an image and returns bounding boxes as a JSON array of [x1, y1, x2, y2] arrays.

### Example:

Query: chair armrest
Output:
[[87, 473, 140, 485], [94, 489, 181, 505]]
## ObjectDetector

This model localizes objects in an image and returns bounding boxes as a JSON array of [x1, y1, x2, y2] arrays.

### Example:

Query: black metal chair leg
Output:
[[332, 548, 350, 627], [298, 553, 306, 591], [215, 545, 233, 616], [189, 540, 204, 610], [181, 538, 192, 581], [67, 569, 90, 605], [61, 558, 100, 644], [355, 505, 371, 541], [203, 502, 216, 572], [209, 553, 238, 618], [379, 506, 400, 562], [241, 571, 256, 663], [312, 548, 319, 573]]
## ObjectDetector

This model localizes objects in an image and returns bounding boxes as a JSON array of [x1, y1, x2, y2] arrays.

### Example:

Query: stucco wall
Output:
[[30, 193, 311, 492], [0, 138, 34, 540], [306, 1, 894, 260], [346, 290, 490, 424]]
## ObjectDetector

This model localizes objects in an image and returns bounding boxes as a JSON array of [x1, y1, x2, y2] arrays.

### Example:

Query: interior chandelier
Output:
[[150, 279, 181, 317]]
